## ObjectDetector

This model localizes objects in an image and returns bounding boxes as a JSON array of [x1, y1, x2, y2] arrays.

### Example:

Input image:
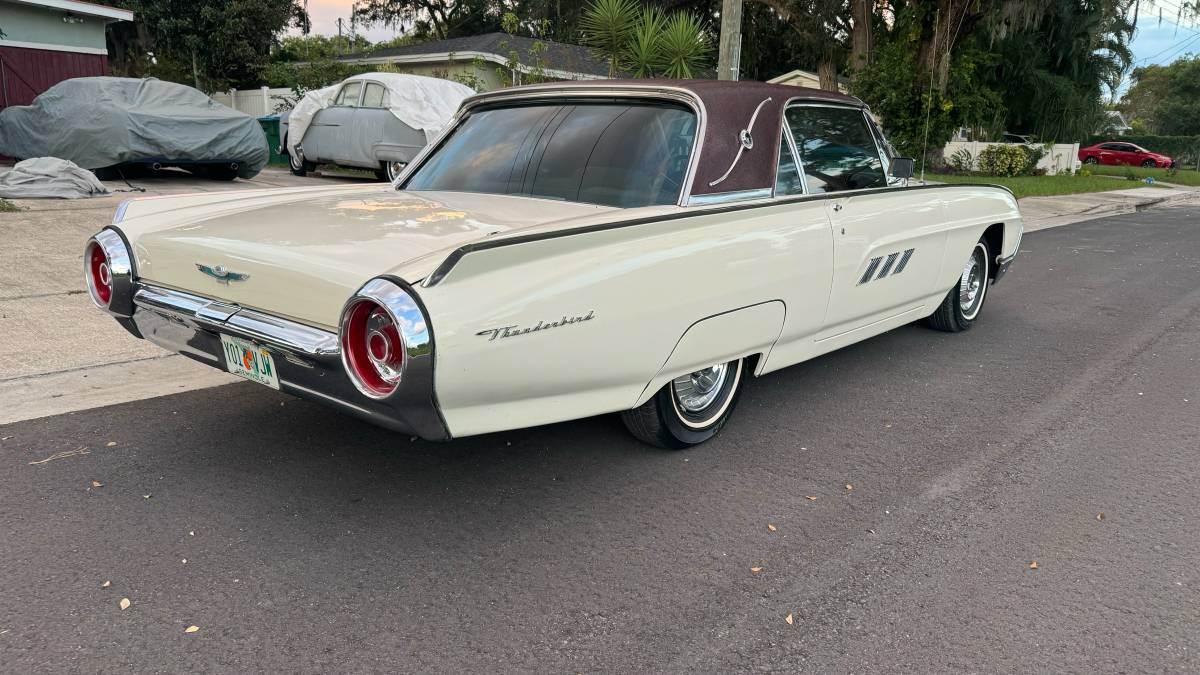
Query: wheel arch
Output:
[[982, 222, 1004, 280], [632, 301, 785, 407]]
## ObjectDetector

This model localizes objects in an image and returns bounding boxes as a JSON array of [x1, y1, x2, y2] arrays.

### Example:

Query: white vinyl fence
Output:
[[943, 141, 1081, 176], [211, 87, 296, 116]]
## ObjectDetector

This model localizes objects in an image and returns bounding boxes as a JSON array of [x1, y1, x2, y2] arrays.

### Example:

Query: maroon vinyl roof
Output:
[[467, 79, 866, 197]]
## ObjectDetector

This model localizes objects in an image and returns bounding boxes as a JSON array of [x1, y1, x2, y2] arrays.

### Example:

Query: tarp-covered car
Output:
[[0, 77, 268, 180], [281, 73, 472, 182]]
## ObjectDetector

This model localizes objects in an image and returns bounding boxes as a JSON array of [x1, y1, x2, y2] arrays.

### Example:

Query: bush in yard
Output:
[[1021, 144, 1047, 175], [977, 144, 1030, 177], [947, 148, 975, 172]]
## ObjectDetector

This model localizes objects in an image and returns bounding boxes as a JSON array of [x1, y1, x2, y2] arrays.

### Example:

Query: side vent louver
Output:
[[858, 248, 916, 285]]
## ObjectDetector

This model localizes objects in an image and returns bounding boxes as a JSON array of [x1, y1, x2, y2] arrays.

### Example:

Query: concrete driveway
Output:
[[0, 167, 382, 424]]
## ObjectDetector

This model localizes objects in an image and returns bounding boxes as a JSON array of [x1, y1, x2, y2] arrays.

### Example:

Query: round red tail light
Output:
[[341, 298, 405, 398], [86, 240, 113, 306]]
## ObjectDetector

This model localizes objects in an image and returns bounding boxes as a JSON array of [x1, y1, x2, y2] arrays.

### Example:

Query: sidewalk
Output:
[[1019, 185, 1200, 231]]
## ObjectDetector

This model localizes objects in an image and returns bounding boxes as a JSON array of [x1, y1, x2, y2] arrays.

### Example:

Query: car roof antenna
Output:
[[919, 8, 939, 184]]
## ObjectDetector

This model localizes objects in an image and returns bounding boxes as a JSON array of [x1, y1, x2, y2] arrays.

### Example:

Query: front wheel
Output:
[[1083, 156, 1099, 165], [927, 239, 990, 333], [1141, 159, 1156, 168], [620, 358, 745, 449]]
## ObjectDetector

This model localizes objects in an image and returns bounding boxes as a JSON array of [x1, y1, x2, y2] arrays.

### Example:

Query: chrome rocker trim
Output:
[[127, 283, 450, 440]]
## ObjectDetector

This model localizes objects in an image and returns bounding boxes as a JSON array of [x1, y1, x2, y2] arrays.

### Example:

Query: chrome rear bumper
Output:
[[125, 284, 449, 440]]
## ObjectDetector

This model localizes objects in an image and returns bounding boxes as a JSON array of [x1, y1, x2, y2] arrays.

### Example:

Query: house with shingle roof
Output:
[[336, 32, 611, 91]]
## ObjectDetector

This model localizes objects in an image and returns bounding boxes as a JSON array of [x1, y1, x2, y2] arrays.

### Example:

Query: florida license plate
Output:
[[219, 334, 280, 390]]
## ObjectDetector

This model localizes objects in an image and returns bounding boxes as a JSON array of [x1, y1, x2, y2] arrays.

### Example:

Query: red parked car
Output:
[[1079, 142, 1174, 168]]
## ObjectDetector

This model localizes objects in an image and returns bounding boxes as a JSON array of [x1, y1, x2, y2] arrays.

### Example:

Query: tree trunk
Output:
[[818, 56, 838, 92], [191, 48, 200, 91], [849, 0, 872, 74]]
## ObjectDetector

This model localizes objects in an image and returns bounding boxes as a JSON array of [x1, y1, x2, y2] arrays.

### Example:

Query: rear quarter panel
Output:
[[417, 200, 834, 438]]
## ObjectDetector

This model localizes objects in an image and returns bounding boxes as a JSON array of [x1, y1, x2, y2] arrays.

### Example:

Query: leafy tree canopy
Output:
[[1121, 56, 1200, 136]]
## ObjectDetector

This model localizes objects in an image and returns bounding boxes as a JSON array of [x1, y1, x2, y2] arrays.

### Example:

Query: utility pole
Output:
[[717, 0, 743, 81]]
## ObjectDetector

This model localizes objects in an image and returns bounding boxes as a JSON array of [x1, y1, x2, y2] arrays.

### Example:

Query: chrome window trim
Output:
[[687, 188, 772, 206], [862, 109, 893, 179], [771, 118, 807, 199], [781, 100, 889, 196], [397, 84, 707, 208]]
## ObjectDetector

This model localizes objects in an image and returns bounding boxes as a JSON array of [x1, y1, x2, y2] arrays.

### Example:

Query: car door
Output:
[[783, 103, 949, 338], [307, 81, 362, 164], [343, 81, 390, 169], [1096, 143, 1123, 165]]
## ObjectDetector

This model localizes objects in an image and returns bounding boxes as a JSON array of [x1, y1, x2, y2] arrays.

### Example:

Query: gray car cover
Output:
[[0, 158, 110, 199], [0, 77, 268, 178]]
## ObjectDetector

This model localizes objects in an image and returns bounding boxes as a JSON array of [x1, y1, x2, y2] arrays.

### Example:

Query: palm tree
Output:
[[580, 0, 640, 78], [657, 12, 713, 79]]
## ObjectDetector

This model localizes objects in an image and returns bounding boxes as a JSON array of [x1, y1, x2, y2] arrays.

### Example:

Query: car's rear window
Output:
[[404, 102, 697, 208]]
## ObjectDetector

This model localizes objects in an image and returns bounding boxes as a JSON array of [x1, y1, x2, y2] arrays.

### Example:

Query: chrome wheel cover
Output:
[[289, 148, 304, 170], [959, 244, 987, 320], [386, 161, 406, 182], [672, 363, 729, 413]]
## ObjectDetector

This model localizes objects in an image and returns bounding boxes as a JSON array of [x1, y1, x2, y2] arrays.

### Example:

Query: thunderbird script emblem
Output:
[[195, 263, 250, 283]]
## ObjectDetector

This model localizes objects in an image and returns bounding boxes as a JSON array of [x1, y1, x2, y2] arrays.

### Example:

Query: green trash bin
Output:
[[257, 115, 287, 165]]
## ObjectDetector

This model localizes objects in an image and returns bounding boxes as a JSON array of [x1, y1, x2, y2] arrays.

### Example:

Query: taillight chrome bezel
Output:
[[339, 278, 432, 400], [84, 228, 135, 316]]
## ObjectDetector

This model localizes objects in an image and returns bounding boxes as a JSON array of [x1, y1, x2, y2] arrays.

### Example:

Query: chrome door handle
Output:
[[832, 203, 843, 212]]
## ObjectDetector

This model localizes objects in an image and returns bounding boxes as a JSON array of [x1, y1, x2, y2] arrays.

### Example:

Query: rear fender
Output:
[[633, 301, 786, 407]]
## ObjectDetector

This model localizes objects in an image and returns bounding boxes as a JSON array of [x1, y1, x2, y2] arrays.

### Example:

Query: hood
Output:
[[122, 186, 618, 329]]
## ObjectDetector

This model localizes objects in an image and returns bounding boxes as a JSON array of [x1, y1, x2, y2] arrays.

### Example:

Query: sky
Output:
[[294, 0, 1200, 88]]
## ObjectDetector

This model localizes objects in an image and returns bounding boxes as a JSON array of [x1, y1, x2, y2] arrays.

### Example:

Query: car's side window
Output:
[[334, 82, 362, 107], [774, 129, 804, 197], [1100, 143, 1121, 151], [784, 105, 886, 194], [362, 83, 386, 108]]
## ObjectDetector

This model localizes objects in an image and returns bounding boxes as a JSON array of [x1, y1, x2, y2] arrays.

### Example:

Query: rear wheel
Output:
[[289, 147, 315, 176], [385, 160, 406, 182], [621, 358, 745, 449], [927, 239, 990, 333], [1083, 156, 1099, 165]]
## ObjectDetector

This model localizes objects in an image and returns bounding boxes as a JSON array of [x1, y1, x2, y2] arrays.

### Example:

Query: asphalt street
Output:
[[2, 206, 1199, 673]]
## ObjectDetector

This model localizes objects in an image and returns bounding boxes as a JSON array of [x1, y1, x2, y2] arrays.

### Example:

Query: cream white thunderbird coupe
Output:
[[86, 81, 1022, 448]]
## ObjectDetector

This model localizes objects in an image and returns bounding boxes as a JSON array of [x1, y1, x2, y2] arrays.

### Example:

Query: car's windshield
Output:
[[404, 101, 697, 208]]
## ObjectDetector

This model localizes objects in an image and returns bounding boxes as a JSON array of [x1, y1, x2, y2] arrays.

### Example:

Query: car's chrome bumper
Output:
[[994, 224, 1022, 283], [122, 283, 450, 440]]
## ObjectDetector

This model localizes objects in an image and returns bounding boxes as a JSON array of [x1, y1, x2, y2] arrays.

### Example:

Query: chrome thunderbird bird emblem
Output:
[[195, 263, 250, 283]]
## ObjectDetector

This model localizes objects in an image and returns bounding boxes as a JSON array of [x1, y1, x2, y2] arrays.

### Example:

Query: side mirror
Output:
[[890, 157, 915, 179]]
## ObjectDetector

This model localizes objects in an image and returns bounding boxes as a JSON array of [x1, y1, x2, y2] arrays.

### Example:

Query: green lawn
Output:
[[0, 198, 20, 213], [930, 172, 1169, 198], [1087, 164, 1200, 187]]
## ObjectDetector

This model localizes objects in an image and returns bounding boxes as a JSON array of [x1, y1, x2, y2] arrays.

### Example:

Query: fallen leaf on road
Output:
[[1028, 561, 1038, 570], [1097, 512, 1105, 521], [806, 495, 818, 501], [101, 580, 111, 589], [105, 442, 117, 447], [189, 531, 195, 536], [845, 484, 854, 491], [143, 495, 152, 499], [751, 566, 764, 573], [767, 523, 777, 532], [28, 447, 90, 465], [184, 625, 199, 634], [119, 598, 131, 610], [91, 480, 103, 488], [785, 613, 794, 625]]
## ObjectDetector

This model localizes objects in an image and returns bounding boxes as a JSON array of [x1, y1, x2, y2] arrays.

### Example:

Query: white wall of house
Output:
[[944, 141, 1081, 175]]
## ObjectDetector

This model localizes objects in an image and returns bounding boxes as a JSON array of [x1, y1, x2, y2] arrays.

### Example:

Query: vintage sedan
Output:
[[85, 81, 1022, 448]]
